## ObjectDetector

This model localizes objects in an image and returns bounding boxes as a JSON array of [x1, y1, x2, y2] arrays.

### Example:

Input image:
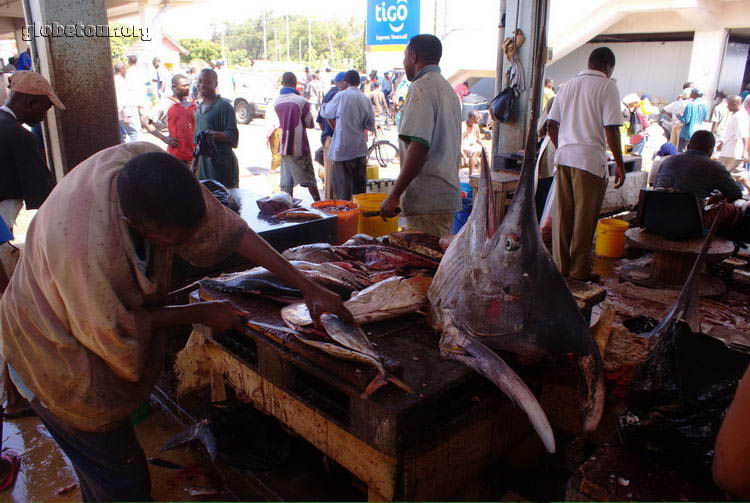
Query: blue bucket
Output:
[[460, 182, 473, 200], [452, 197, 473, 234]]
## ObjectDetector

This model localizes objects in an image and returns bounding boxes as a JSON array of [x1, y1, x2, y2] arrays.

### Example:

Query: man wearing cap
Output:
[[0, 71, 64, 420], [317, 72, 347, 199], [0, 71, 63, 226], [320, 70, 376, 201]]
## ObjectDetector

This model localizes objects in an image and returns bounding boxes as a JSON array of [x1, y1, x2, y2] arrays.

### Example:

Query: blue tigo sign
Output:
[[367, 0, 420, 46]]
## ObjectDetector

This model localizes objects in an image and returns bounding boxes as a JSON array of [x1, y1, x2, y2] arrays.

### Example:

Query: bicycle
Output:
[[368, 124, 399, 168]]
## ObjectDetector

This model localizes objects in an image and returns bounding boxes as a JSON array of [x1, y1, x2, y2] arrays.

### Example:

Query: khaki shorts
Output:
[[403, 212, 455, 237], [280, 154, 316, 192]]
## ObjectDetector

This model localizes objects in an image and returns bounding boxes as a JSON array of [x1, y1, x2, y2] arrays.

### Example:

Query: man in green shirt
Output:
[[380, 34, 462, 237]]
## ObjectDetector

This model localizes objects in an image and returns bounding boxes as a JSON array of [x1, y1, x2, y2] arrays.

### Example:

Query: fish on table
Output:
[[282, 275, 432, 326], [427, 24, 604, 454], [200, 260, 368, 300], [279, 308, 413, 398]]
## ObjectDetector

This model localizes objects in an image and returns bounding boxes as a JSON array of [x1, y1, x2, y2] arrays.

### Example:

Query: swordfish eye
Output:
[[504, 233, 521, 251]]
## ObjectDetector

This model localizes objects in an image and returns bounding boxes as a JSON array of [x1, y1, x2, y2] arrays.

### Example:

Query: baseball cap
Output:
[[334, 72, 346, 82], [10, 71, 65, 109]]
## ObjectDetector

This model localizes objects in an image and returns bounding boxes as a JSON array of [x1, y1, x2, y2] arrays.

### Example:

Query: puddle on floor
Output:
[[0, 404, 232, 502]]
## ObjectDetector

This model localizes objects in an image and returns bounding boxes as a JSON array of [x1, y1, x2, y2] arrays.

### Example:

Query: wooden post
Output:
[[490, 0, 506, 169], [492, 0, 549, 159]]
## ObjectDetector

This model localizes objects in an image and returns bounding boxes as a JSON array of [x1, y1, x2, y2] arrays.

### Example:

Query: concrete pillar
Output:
[[493, 0, 549, 158], [12, 19, 28, 54], [687, 29, 728, 106], [25, 0, 120, 180]]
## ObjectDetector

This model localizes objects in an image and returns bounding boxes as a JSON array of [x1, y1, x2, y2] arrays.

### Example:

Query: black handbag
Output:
[[490, 87, 515, 123]]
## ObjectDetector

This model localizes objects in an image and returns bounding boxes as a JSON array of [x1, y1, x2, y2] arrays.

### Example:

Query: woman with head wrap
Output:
[[648, 142, 678, 187]]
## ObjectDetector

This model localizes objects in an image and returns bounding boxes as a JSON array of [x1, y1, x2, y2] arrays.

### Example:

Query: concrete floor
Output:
[[0, 405, 230, 502]]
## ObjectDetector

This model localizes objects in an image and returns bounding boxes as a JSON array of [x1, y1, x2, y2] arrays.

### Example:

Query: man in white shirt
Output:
[[320, 70, 376, 200], [717, 95, 750, 193], [547, 47, 625, 282]]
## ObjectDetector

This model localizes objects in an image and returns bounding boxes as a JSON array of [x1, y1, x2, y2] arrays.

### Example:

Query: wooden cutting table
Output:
[[175, 281, 608, 501]]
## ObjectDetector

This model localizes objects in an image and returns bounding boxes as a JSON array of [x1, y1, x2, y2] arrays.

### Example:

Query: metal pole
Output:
[[286, 15, 290, 62], [262, 9, 267, 60], [490, 0, 506, 168]]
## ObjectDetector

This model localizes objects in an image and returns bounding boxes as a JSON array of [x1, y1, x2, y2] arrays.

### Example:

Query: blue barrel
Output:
[[452, 197, 473, 234]]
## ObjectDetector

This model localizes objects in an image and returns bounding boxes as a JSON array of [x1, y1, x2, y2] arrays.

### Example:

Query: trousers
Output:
[[332, 156, 367, 201], [31, 400, 152, 502], [552, 164, 608, 280]]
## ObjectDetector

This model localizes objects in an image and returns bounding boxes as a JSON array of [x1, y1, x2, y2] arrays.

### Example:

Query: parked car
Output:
[[228, 72, 277, 124]]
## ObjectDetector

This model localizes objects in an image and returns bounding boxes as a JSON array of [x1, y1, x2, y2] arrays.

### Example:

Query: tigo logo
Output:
[[374, 0, 409, 33]]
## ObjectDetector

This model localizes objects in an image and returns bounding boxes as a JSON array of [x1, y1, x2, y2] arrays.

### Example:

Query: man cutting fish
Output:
[[0, 142, 350, 501]]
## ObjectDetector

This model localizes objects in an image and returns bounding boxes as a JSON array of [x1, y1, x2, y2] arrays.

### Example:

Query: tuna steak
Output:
[[428, 26, 604, 454]]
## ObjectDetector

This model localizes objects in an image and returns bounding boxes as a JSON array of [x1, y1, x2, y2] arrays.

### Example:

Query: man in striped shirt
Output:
[[273, 72, 321, 201]]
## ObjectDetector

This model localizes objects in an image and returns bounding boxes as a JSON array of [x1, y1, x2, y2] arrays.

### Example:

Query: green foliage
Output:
[[178, 38, 223, 66], [109, 23, 140, 64], [212, 13, 364, 71], [228, 48, 251, 68]]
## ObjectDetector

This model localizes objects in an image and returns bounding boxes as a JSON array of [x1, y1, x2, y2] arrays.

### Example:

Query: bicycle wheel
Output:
[[369, 140, 399, 168]]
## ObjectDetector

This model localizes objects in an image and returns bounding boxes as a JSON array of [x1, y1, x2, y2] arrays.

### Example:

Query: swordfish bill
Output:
[[428, 24, 605, 454]]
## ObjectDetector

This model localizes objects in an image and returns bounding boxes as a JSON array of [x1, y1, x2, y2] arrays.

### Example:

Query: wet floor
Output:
[[0, 403, 232, 502]]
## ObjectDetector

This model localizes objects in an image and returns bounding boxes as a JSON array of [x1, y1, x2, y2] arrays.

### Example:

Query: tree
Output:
[[109, 23, 140, 64], [212, 13, 364, 70], [178, 38, 222, 65]]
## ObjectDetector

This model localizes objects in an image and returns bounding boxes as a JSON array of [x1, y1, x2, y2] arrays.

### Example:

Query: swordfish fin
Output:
[[441, 327, 555, 453]]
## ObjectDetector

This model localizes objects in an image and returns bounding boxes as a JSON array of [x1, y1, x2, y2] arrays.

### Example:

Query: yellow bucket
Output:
[[367, 164, 380, 180], [595, 218, 629, 258], [353, 193, 398, 237]]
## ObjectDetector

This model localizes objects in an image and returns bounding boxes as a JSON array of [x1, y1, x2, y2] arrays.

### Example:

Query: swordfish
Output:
[[427, 27, 604, 454]]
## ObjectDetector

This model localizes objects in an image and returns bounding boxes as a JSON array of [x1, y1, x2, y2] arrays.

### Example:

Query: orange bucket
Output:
[[311, 200, 361, 245]]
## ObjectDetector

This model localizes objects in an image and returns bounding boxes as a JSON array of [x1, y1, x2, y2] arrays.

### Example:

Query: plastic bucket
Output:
[[311, 200, 360, 245], [460, 182, 473, 200], [595, 218, 629, 258], [353, 193, 398, 237], [451, 198, 473, 234], [367, 164, 380, 180]]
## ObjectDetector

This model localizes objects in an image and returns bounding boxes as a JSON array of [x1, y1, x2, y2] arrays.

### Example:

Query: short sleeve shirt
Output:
[[720, 109, 750, 160], [548, 69, 622, 178], [398, 65, 462, 216]]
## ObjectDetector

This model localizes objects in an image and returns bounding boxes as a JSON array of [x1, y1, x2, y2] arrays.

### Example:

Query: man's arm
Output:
[[715, 164, 743, 202], [380, 139, 429, 218], [604, 125, 625, 188], [714, 368, 750, 497], [142, 113, 178, 148], [15, 133, 54, 209], [547, 120, 559, 149]]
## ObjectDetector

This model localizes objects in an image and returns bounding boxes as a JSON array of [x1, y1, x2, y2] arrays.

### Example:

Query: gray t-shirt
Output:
[[398, 65, 462, 216]]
